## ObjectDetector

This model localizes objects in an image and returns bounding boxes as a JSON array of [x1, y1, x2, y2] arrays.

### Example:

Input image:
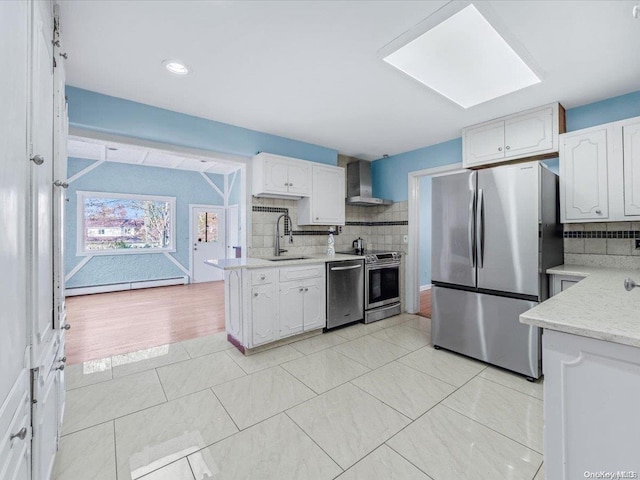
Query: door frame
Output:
[[406, 162, 463, 313], [189, 204, 226, 282]]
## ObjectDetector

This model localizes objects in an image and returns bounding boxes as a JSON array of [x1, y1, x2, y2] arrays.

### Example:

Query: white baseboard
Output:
[[419, 284, 432, 292], [65, 276, 189, 296]]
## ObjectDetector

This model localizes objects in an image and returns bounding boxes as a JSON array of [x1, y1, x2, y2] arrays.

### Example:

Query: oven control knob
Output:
[[366, 255, 375, 263]]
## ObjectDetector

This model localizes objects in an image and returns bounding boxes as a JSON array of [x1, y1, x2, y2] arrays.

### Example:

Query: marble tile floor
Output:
[[53, 313, 545, 480]]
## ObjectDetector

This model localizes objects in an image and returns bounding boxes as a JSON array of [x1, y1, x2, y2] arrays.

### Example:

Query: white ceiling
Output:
[[59, 1, 640, 160], [67, 136, 241, 175]]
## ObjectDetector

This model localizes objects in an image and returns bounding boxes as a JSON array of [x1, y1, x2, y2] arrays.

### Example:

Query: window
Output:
[[77, 191, 176, 255]]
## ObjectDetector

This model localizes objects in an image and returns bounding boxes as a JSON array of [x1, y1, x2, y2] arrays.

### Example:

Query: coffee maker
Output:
[[352, 237, 365, 255]]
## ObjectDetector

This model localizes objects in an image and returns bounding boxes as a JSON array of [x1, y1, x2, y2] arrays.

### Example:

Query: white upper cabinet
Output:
[[298, 164, 345, 226], [560, 115, 640, 223], [560, 127, 610, 221], [253, 152, 311, 198], [463, 103, 564, 169], [623, 119, 640, 216]]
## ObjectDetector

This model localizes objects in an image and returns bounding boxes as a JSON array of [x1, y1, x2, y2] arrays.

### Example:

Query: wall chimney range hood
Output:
[[346, 161, 393, 206]]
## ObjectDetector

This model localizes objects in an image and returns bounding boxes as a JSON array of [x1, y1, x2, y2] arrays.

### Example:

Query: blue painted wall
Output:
[[66, 87, 338, 165], [65, 158, 225, 288], [372, 90, 640, 286]]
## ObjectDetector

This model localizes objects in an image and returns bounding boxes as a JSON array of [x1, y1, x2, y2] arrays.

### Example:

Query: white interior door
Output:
[[191, 206, 225, 282], [226, 204, 239, 259]]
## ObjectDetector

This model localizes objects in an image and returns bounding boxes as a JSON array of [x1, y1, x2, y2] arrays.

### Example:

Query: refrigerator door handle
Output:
[[468, 175, 476, 268], [477, 188, 485, 268]]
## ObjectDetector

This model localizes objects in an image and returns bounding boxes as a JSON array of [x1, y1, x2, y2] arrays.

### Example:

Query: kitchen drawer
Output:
[[0, 370, 31, 480], [251, 269, 274, 286], [279, 264, 324, 282]]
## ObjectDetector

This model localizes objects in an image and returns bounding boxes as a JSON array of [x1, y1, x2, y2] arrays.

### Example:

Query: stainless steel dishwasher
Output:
[[326, 259, 364, 329]]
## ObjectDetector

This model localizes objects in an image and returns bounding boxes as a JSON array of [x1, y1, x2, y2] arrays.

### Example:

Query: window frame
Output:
[[76, 190, 177, 256]]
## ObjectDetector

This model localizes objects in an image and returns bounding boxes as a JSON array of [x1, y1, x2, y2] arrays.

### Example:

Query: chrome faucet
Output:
[[274, 213, 293, 256]]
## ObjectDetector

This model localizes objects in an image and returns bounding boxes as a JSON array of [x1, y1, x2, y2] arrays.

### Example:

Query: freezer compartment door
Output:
[[431, 171, 476, 288], [432, 286, 541, 378], [476, 164, 540, 296]]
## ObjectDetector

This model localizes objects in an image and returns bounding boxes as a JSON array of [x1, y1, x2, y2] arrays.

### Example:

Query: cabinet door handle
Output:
[[56, 364, 65, 371], [505, 145, 510, 150], [595, 209, 602, 214], [253, 293, 258, 297], [62, 324, 71, 330], [259, 275, 265, 280], [497, 147, 502, 152], [624, 278, 638, 291], [10, 427, 27, 441], [53, 180, 69, 188], [304, 288, 308, 292]]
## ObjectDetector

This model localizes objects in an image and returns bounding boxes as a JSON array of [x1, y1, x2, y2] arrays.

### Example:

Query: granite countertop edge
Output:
[[520, 264, 640, 348], [204, 253, 365, 270]]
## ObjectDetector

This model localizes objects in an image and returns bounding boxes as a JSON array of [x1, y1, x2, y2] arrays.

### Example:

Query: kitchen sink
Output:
[[266, 256, 310, 261]]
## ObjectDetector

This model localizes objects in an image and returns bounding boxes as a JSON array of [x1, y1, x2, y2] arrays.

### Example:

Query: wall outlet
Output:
[[635, 239, 640, 250], [403, 235, 408, 244]]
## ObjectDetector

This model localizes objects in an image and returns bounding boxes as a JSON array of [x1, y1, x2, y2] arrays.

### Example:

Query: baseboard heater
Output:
[[65, 276, 189, 297]]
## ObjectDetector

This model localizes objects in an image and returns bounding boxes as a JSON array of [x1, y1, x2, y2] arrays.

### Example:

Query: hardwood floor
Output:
[[65, 282, 225, 365], [418, 288, 432, 318]]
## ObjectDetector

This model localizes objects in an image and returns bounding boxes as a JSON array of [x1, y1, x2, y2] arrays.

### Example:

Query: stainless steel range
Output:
[[364, 251, 401, 323]]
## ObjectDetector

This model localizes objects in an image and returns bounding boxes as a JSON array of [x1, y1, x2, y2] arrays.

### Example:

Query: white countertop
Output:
[[205, 253, 364, 270], [520, 264, 640, 348]]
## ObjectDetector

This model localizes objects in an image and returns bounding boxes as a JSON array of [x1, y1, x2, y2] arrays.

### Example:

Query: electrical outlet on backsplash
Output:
[[563, 222, 640, 269], [249, 196, 408, 257]]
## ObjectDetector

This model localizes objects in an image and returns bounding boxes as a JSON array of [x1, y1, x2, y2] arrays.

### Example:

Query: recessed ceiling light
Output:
[[162, 59, 190, 75], [382, 4, 540, 108]]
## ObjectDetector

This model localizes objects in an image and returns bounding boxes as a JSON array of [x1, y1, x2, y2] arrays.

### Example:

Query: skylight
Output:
[[382, 4, 540, 108]]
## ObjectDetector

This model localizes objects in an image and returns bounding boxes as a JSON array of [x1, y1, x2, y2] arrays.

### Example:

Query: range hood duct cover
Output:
[[346, 161, 393, 206]]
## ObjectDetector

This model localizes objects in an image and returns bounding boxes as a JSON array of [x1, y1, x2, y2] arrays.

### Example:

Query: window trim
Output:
[[76, 191, 177, 256]]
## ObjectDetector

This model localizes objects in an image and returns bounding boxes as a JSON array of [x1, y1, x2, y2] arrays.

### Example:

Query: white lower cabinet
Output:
[[225, 264, 326, 349], [251, 284, 277, 346], [543, 329, 640, 478], [549, 273, 584, 297], [0, 370, 32, 480]]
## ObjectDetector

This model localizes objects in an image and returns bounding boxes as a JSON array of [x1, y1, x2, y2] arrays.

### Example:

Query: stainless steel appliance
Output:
[[364, 251, 401, 323], [326, 259, 364, 329], [431, 162, 563, 379], [352, 237, 365, 255], [346, 161, 393, 206]]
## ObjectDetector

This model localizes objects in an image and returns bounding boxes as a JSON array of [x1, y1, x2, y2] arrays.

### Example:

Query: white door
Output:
[[251, 284, 277, 347], [312, 165, 344, 224], [30, 0, 56, 366], [504, 106, 554, 158], [191, 206, 225, 282], [0, 1, 32, 478], [623, 120, 640, 216], [463, 122, 505, 166], [302, 278, 325, 331], [561, 128, 610, 221], [226, 204, 240, 259], [278, 283, 304, 338]]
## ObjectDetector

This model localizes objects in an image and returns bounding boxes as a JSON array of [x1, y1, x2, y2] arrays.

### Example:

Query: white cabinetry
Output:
[[623, 119, 640, 216], [298, 164, 345, 225], [543, 329, 640, 479], [224, 263, 326, 350], [560, 115, 640, 223], [252, 152, 311, 198], [463, 103, 564, 169], [560, 127, 610, 221], [549, 274, 584, 297]]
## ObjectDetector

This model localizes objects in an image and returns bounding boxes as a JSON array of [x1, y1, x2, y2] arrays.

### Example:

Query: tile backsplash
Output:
[[249, 197, 408, 258], [563, 222, 640, 269]]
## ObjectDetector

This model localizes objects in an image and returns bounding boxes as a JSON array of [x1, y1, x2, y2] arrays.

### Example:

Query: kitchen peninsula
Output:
[[520, 265, 640, 479], [206, 253, 363, 353]]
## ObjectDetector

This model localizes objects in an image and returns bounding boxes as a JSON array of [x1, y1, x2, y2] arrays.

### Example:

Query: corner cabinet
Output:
[[225, 264, 326, 350], [298, 164, 345, 225], [463, 102, 565, 169], [560, 115, 640, 223], [252, 152, 311, 199]]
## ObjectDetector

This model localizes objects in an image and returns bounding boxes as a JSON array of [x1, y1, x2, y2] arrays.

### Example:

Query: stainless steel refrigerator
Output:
[[431, 162, 563, 379]]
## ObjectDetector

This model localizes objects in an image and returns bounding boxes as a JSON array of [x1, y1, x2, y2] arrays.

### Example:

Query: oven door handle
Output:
[[330, 264, 362, 271], [366, 263, 400, 271]]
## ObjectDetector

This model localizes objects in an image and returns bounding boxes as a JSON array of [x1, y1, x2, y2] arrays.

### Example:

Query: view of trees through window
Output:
[[81, 193, 175, 252]]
